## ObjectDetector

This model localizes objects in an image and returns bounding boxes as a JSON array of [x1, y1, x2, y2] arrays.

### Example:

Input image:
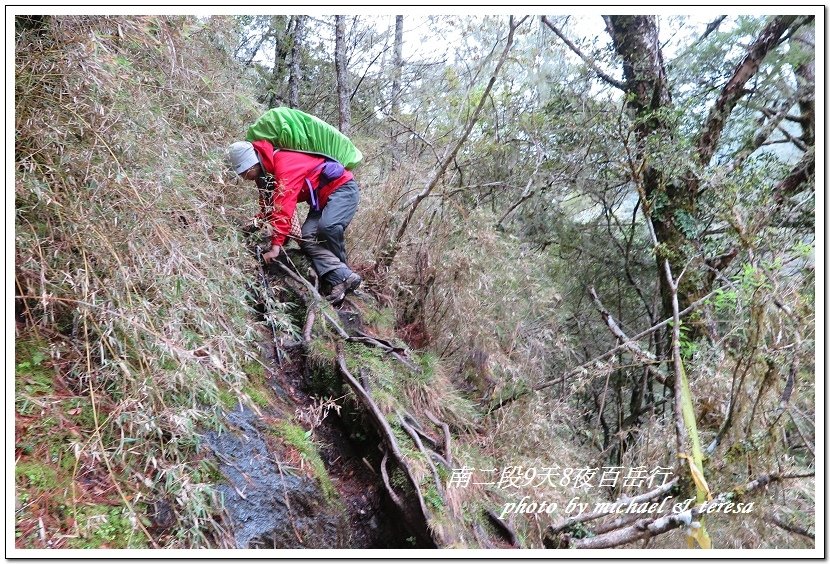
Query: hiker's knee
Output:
[[301, 221, 317, 240], [299, 237, 314, 252], [319, 222, 344, 243]]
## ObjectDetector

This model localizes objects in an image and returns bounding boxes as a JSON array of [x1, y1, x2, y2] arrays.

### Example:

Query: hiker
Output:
[[227, 139, 361, 304]]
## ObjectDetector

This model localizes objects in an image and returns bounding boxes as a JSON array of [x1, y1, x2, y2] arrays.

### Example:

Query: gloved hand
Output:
[[262, 244, 282, 263]]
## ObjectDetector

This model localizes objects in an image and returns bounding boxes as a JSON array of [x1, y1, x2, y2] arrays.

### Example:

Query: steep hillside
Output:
[[15, 14, 814, 552], [14, 15, 579, 550], [15, 16, 275, 548]]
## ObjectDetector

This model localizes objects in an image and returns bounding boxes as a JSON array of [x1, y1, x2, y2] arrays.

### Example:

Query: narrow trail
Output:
[[271, 351, 413, 548], [206, 240, 421, 548]]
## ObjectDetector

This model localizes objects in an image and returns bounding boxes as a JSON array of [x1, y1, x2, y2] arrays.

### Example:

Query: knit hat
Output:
[[227, 141, 259, 175]]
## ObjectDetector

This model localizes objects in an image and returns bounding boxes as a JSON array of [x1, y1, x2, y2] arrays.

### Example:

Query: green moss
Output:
[[344, 342, 400, 398], [16, 461, 61, 492], [217, 389, 238, 410], [242, 385, 269, 408], [424, 484, 444, 512], [271, 422, 338, 504], [363, 306, 395, 331], [240, 360, 271, 407], [68, 505, 148, 549], [390, 467, 409, 491], [243, 361, 266, 381]]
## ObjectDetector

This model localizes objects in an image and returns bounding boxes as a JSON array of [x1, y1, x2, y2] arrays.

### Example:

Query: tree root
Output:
[[336, 348, 434, 542], [397, 411, 444, 499], [379, 448, 404, 511], [484, 508, 520, 547], [424, 409, 452, 466], [275, 260, 421, 372]]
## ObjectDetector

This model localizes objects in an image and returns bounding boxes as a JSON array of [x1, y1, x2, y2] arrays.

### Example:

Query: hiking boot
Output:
[[344, 272, 362, 294], [326, 273, 361, 305]]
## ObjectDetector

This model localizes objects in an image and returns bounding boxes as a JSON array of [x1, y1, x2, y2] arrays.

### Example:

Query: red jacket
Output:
[[251, 139, 354, 246]]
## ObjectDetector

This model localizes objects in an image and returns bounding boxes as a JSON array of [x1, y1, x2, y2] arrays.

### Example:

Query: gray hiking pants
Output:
[[300, 180, 360, 285]]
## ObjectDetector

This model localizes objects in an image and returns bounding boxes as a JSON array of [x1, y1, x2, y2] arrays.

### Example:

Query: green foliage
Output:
[[16, 461, 62, 492], [271, 422, 338, 503], [68, 505, 148, 549], [15, 337, 53, 416]]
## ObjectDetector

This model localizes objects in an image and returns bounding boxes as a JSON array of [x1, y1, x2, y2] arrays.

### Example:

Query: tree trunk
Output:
[[604, 16, 681, 326], [793, 23, 815, 147], [390, 15, 404, 165], [288, 16, 305, 109], [266, 15, 291, 108], [335, 15, 351, 135], [604, 15, 800, 333]]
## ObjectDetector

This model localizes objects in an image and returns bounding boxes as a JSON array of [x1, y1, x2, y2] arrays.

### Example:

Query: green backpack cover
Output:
[[245, 107, 363, 170]]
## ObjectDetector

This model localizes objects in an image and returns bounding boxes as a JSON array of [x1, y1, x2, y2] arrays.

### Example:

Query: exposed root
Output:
[[335, 348, 433, 541], [484, 508, 520, 547], [379, 448, 404, 511], [424, 409, 453, 466], [397, 411, 444, 499]]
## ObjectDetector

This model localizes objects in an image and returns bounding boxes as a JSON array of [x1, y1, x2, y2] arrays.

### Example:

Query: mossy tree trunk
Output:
[[604, 15, 805, 336]]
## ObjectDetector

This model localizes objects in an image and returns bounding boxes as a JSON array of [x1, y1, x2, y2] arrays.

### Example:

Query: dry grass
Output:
[[15, 15, 281, 548]]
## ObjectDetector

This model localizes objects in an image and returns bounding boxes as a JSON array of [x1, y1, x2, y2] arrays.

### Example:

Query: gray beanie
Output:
[[227, 141, 259, 175]]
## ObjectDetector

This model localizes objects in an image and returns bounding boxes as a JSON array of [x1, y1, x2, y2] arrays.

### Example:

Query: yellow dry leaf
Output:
[[678, 453, 713, 501], [687, 523, 712, 549]]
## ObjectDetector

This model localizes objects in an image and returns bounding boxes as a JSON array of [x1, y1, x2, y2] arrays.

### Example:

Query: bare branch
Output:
[[696, 16, 798, 167], [375, 15, 528, 271], [587, 286, 667, 386], [546, 477, 679, 539], [541, 16, 626, 91], [694, 16, 727, 46], [768, 513, 815, 541]]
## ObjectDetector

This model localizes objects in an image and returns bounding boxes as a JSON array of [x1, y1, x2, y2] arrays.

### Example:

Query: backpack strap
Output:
[[304, 162, 327, 211]]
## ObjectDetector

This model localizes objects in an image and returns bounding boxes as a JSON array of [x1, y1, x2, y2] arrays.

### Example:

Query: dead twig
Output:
[[768, 512, 815, 541]]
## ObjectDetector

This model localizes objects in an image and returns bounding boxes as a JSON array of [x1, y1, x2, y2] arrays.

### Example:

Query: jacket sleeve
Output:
[[269, 179, 302, 247]]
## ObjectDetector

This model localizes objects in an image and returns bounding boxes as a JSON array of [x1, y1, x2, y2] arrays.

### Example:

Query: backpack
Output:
[[246, 107, 363, 170]]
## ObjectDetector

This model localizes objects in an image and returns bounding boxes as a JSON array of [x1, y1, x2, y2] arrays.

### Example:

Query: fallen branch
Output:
[[768, 512, 815, 541], [546, 477, 679, 538], [555, 472, 813, 549], [589, 286, 666, 383]]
